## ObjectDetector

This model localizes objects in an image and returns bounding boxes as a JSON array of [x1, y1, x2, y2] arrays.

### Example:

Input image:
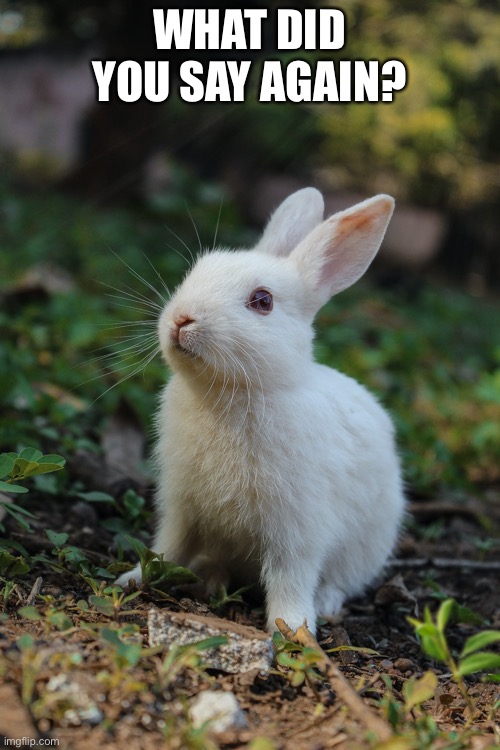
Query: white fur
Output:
[[117, 188, 405, 632]]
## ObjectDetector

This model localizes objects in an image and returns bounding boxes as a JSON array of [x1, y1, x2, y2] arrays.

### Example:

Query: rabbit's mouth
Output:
[[171, 338, 209, 366], [173, 341, 197, 358]]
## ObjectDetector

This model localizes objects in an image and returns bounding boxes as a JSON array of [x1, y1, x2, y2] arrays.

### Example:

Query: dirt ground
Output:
[[1, 481, 499, 749]]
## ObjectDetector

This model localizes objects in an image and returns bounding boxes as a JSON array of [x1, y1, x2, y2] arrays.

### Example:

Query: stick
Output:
[[275, 618, 392, 742], [26, 576, 43, 606], [389, 557, 500, 571]]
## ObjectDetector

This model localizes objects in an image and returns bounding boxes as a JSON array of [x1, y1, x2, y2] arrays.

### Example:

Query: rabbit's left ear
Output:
[[254, 187, 324, 257], [290, 195, 394, 310]]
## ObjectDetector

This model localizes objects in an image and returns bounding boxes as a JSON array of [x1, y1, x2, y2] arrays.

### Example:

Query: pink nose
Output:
[[170, 315, 194, 344]]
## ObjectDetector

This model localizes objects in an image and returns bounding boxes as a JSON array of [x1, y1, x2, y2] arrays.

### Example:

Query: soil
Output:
[[1, 483, 499, 749]]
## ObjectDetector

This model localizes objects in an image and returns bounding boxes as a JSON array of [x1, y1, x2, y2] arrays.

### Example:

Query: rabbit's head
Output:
[[158, 188, 394, 392]]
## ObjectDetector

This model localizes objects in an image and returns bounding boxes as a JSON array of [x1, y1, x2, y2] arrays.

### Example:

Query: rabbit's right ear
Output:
[[254, 187, 324, 257]]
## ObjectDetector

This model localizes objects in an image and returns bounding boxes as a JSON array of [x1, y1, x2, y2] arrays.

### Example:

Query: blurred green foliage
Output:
[[2, 1, 499, 214], [0, 173, 499, 496], [318, 0, 500, 209]]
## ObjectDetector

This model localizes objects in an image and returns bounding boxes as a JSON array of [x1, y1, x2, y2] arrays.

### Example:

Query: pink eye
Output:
[[248, 288, 273, 315]]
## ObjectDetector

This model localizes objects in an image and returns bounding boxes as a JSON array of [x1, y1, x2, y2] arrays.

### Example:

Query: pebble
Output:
[[189, 690, 248, 733], [394, 658, 416, 672]]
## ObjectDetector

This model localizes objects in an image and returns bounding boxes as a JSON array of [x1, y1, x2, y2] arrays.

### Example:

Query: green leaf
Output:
[[122, 590, 143, 605], [89, 595, 115, 616], [17, 634, 34, 651], [25, 463, 65, 476], [125, 535, 153, 564], [0, 538, 29, 556], [101, 627, 142, 666], [326, 645, 380, 656], [403, 671, 438, 711], [123, 489, 145, 518], [101, 628, 122, 647], [277, 652, 301, 668], [247, 738, 277, 750], [453, 602, 484, 626], [144, 559, 199, 588], [45, 529, 69, 548], [48, 611, 73, 631], [0, 480, 28, 494], [14, 459, 40, 478], [412, 623, 448, 662], [5, 503, 37, 518], [0, 551, 30, 577], [18, 606, 42, 621], [458, 652, 500, 677], [291, 670, 306, 687], [0, 453, 15, 479], [60, 546, 87, 564], [437, 598, 455, 632], [76, 491, 115, 503], [123, 536, 199, 587], [18, 448, 43, 462], [461, 630, 500, 658], [38, 454, 66, 466]]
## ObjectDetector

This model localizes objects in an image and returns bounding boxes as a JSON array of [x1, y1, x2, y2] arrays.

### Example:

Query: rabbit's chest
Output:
[[168, 413, 290, 521], [190, 425, 276, 506]]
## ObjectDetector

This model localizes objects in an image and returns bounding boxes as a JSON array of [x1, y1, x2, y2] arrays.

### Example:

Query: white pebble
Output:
[[189, 690, 248, 733]]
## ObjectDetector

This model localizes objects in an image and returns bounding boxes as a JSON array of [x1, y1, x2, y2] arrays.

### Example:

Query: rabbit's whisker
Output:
[[185, 202, 203, 256], [164, 224, 196, 268], [212, 196, 224, 252], [105, 245, 168, 305], [140, 250, 172, 298], [78, 336, 158, 375], [89, 345, 161, 406], [98, 279, 165, 310]]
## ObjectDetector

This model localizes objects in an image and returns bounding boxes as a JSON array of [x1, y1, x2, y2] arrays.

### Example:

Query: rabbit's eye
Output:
[[248, 288, 273, 315]]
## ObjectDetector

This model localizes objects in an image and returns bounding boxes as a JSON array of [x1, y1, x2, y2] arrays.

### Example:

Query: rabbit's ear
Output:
[[254, 188, 324, 257], [290, 195, 394, 310]]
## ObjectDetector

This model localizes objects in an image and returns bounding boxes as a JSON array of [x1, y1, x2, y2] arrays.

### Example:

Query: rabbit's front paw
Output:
[[116, 563, 142, 588]]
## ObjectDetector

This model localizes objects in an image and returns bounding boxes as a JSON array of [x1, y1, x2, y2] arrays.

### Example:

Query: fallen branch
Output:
[[409, 501, 482, 519], [275, 618, 392, 742], [389, 557, 500, 571]]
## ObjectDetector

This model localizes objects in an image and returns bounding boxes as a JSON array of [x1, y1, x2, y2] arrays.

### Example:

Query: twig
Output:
[[389, 557, 500, 571], [409, 501, 482, 519], [26, 576, 43, 606], [275, 618, 392, 742]]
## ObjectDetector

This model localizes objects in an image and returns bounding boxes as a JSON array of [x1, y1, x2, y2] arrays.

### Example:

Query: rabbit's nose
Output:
[[171, 314, 195, 344]]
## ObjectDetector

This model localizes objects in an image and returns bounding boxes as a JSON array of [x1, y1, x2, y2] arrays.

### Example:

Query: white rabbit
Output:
[[117, 188, 405, 633]]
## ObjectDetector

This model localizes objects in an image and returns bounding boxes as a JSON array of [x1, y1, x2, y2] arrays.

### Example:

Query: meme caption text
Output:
[[91, 9, 407, 104]]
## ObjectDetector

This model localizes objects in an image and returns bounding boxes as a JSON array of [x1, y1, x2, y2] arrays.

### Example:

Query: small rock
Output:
[[45, 673, 103, 726], [189, 690, 248, 733], [374, 574, 417, 612], [394, 657, 416, 673], [148, 608, 274, 674], [70, 500, 98, 526]]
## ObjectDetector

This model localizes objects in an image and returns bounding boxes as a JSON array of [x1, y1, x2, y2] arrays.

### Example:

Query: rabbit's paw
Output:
[[116, 563, 143, 588]]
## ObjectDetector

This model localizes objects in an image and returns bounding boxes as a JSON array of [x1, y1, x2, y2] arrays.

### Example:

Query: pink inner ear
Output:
[[318, 199, 393, 297], [290, 193, 394, 308], [336, 205, 379, 240]]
